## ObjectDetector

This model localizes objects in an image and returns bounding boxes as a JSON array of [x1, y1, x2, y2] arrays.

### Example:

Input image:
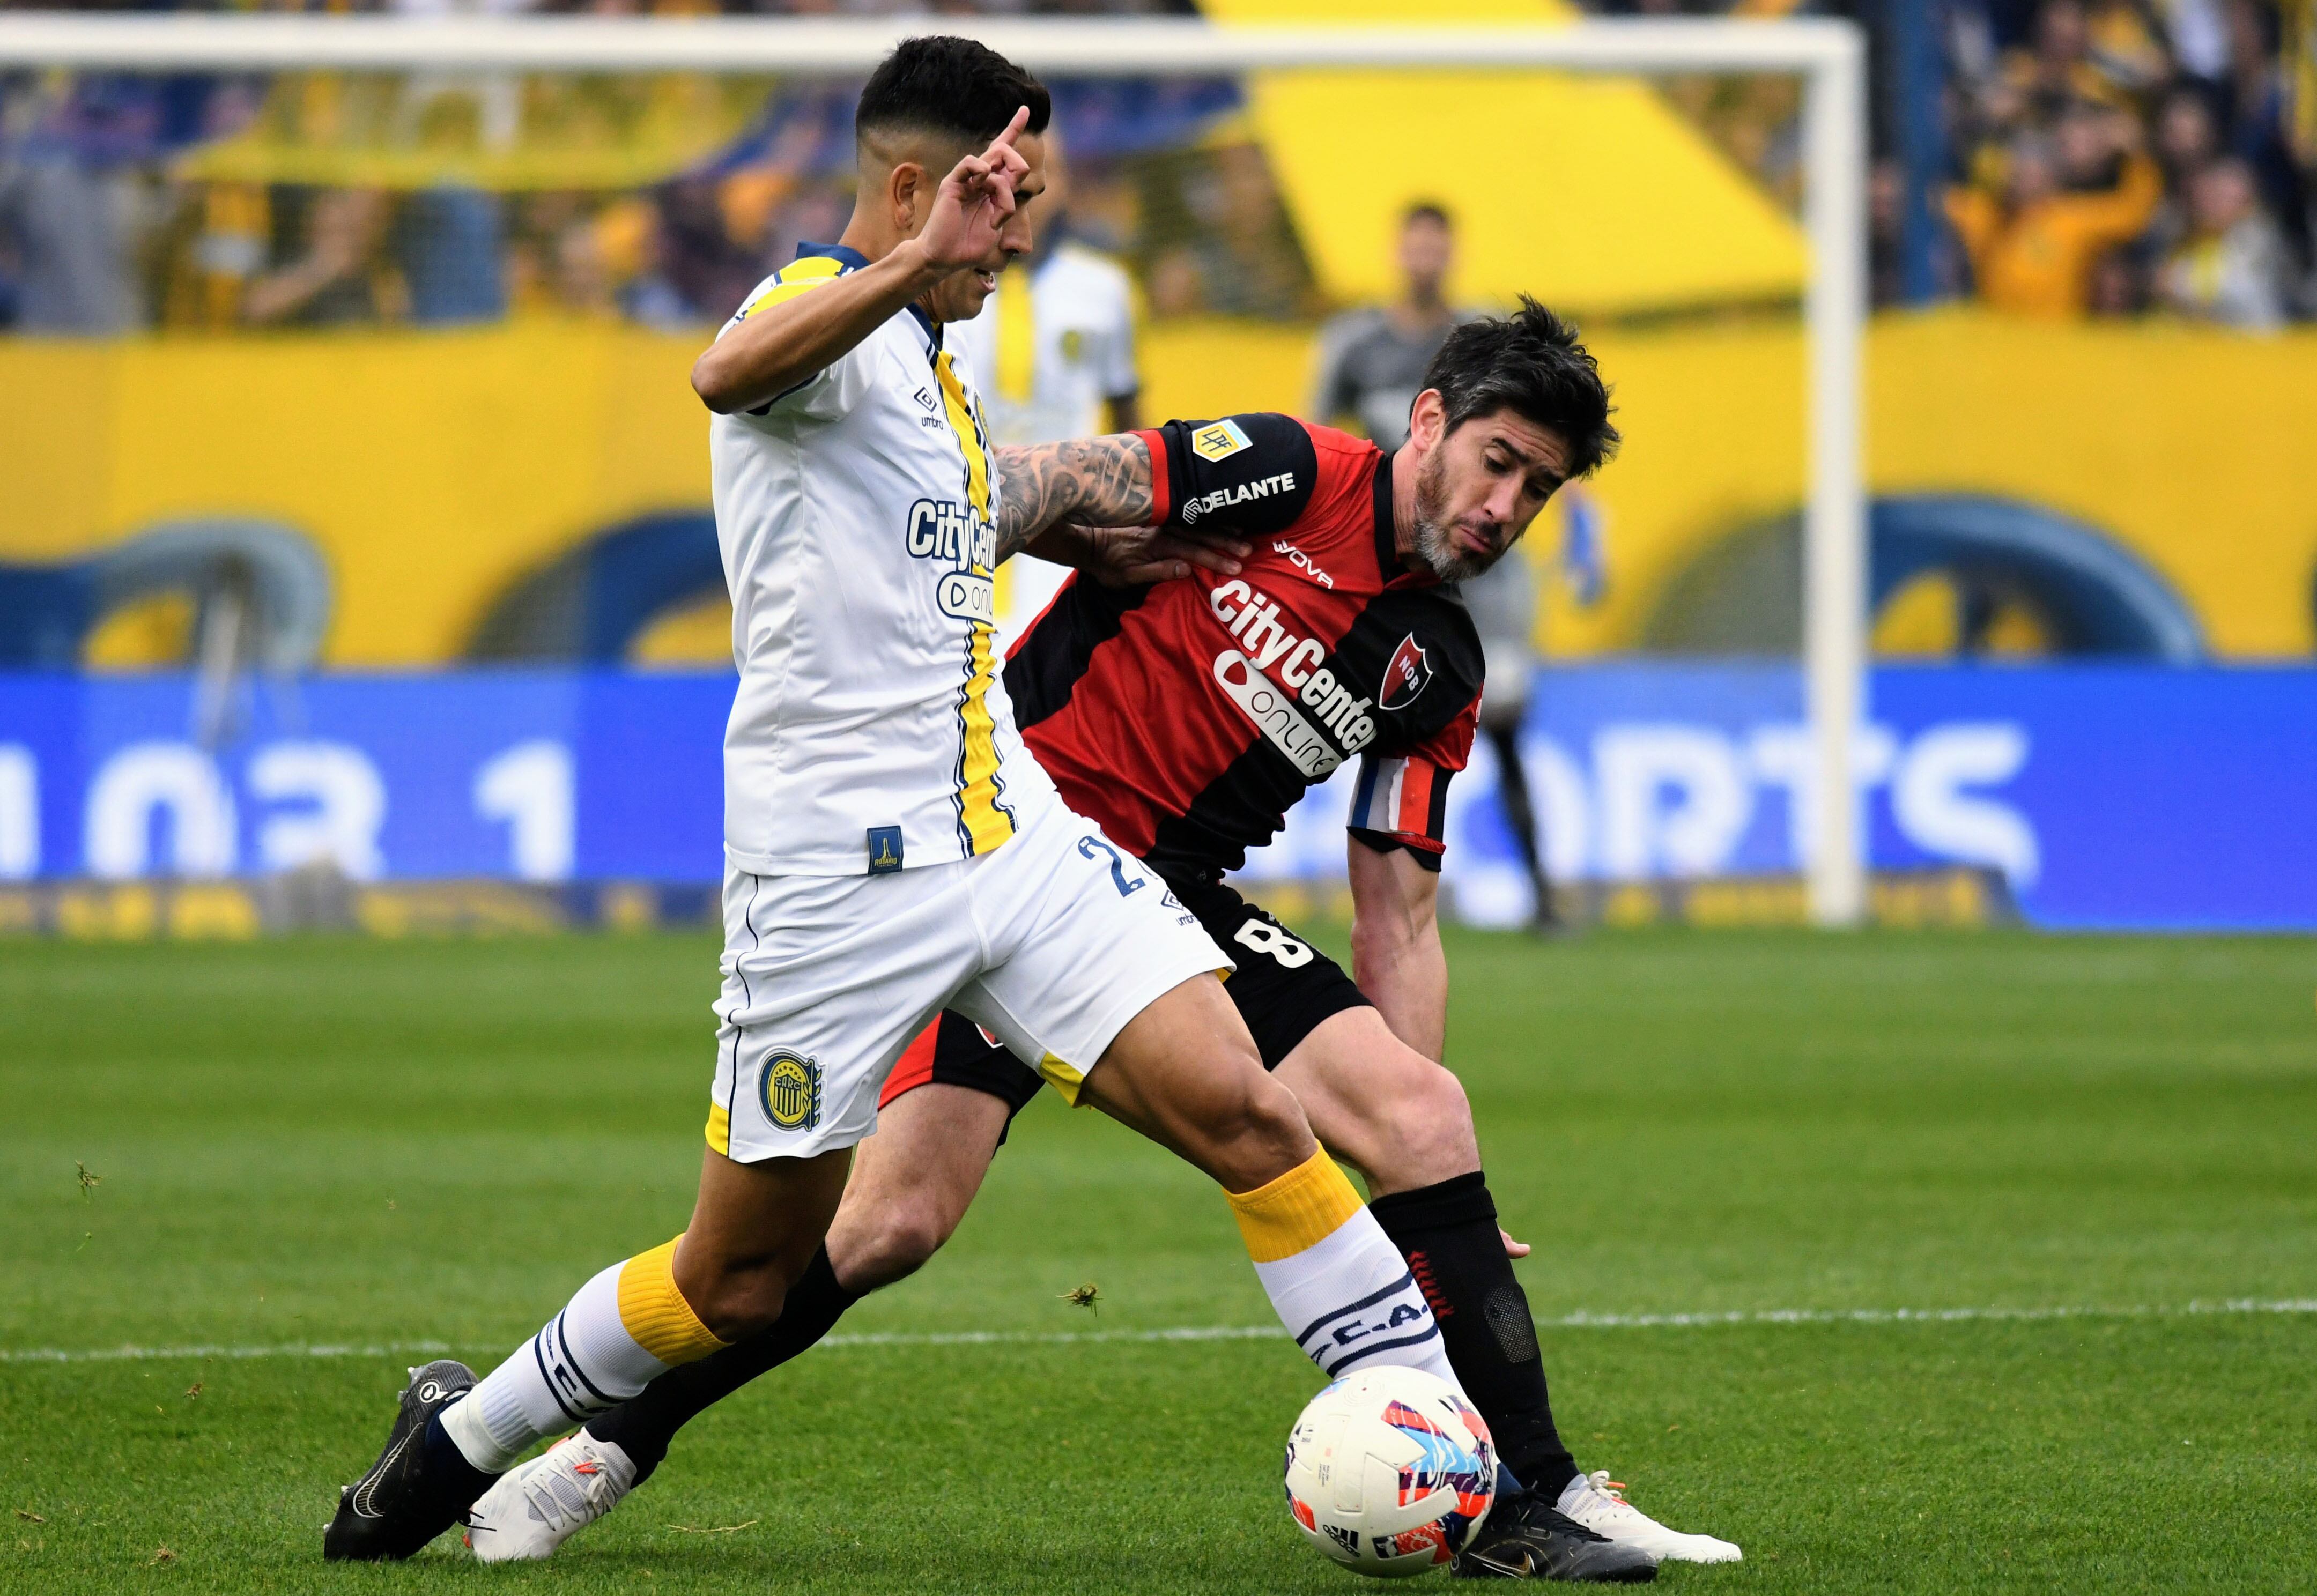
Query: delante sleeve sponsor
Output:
[[1137, 414, 1321, 536]]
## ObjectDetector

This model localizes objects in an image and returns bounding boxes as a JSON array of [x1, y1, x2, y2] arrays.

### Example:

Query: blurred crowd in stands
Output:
[[2, 0, 2313, 331], [1926, 0, 2313, 325]]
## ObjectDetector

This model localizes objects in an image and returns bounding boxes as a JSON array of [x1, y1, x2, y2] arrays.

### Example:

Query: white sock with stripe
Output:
[[1227, 1149, 1469, 1394], [440, 1238, 725, 1474]]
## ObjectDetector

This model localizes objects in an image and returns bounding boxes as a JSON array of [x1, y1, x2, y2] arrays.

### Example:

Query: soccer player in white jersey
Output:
[[945, 127, 1143, 649], [324, 37, 1480, 1562]]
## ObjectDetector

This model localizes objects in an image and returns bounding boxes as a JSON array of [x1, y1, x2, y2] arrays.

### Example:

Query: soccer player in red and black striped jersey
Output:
[[466, 302, 1741, 1577]]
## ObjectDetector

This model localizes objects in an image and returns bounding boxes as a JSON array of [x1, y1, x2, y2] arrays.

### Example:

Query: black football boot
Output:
[[322, 1359, 484, 1561], [1454, 1488, 1659, 1582]]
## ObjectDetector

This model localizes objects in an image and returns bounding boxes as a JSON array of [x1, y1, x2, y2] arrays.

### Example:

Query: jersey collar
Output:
[[796, 240, 941, 350]]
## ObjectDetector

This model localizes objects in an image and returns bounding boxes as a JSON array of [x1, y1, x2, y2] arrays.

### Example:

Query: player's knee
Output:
[[1209, 1067, 1320, 1187], [838, 1199, 953, 1293], [1367, 1056, 1478, 1190], [682, 1256, 794, 1343]]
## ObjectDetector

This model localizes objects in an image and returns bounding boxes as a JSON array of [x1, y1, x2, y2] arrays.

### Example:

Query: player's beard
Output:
[[1407, 448, 1502, 584]]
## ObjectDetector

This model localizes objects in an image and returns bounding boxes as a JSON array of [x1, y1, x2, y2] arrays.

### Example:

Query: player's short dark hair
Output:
[[1422, 296, 1619, 478], [855, 36, 1052, 150], [1402, 201, 1453, 232]]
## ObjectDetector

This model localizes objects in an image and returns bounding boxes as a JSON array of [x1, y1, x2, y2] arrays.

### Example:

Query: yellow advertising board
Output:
[[3, 309, 2314, 664]]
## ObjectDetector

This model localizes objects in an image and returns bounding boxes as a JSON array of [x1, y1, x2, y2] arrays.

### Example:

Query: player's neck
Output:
[[1387, 443, 1422, 574], [838, 206, 950, 328]]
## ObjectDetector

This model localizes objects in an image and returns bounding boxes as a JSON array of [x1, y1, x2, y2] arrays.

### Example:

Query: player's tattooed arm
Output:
[[992, 434, 1157, 560]]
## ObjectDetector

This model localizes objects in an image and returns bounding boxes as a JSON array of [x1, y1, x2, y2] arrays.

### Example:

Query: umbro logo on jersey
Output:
[[914, 387, 937, 411], [1180, 473, 1296, 524], [1379, 634, 1434, 711]]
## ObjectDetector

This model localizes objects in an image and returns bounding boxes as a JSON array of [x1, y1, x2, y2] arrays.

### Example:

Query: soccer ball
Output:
[[1282, 1366, 1496, 1578]]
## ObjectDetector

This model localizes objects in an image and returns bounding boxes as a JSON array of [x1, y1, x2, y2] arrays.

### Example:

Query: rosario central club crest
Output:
[[1379, 634, 1434, 711]]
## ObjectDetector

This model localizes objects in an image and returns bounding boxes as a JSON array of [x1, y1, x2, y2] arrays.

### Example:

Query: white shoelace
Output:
[[1567, 1471, 1646, 1526]]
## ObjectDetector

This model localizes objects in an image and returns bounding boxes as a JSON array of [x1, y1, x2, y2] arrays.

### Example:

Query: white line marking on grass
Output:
[[8, 1300, 2314, 1365], [0, 1339, 451, 1365]]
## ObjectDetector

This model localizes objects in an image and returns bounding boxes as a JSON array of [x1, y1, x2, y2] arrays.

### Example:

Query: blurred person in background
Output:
[[1947, 105, 2161, 315], [1312, 204, 1558, 931], [946, 127, 1142, 647], [243, 188, 401, 328], [0, 75, 144, 334], [652, 174, 764, 324], [395, 186, 508, 326], [2211, 0, 2313, 277], [2156, 153, 2293, 324]]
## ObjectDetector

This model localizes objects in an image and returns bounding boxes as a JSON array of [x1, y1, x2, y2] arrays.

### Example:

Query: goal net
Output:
[[0, 14, 1868, 926]]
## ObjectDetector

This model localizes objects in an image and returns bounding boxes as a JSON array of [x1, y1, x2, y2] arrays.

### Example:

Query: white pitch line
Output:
[[0, 1339, 452, 1365], [6, 1301, 2313, 1365]]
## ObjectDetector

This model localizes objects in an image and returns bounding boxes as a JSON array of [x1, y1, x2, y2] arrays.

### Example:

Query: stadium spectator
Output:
[[396, 187, 509, 325], [1946, 108, 2161, 315], [0, 153, 141, 333], [242, 188, 401, 328], [2156, 153, 2293, 325]]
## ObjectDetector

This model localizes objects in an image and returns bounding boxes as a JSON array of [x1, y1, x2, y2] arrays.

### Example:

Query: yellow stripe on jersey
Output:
[[935, 348, 1013, 856], [733, 254, 847, 322], [994, 269, 1037, 403]]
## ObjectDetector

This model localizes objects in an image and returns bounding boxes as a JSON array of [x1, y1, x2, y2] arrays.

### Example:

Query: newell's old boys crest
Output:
[[761, 1050, 823, 1131], [1379, 634, 1434, 711], [1190, 420, 1252, 462]]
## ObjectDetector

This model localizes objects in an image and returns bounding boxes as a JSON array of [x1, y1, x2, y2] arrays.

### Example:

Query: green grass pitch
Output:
[[4, 926, 2314, 1593]]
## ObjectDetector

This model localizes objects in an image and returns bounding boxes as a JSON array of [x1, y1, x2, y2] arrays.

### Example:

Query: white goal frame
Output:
[[0, 12, 1870, 925]]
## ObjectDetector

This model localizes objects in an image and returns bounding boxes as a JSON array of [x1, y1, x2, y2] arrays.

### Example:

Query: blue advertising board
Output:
[[0, 665, 2308, 930]]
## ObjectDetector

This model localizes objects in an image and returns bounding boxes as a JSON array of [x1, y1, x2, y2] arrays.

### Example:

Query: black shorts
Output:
[[876, 863, 1371, 1133]]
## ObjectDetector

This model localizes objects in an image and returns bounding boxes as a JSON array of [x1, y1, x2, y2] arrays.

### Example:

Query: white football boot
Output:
[[1556, 1471, 1744, 1564], [463, 1429, 637, 1563]]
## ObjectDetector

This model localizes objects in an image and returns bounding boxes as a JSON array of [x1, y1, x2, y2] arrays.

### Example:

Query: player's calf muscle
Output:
[[673, 1146, 850, 1340]]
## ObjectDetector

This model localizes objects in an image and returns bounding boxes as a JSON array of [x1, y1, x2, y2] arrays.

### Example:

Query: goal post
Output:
[[0, 12, 1870, 926]]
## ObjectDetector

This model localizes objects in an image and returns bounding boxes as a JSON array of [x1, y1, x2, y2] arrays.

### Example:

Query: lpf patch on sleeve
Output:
[[1190, 420, 1252, 462]]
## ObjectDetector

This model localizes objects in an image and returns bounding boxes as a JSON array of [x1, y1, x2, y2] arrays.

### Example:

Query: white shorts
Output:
[[707, 803, 1232, 1162]]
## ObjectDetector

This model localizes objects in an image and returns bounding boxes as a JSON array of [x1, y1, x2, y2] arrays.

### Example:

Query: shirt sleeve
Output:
[[721, 256, 878, 425], [1345, 696, 1477, 871], [1136, 413, 1321, 537]]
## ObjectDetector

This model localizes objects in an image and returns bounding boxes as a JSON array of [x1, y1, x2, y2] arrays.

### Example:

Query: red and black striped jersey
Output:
[[1004, 413, 1484, 875]]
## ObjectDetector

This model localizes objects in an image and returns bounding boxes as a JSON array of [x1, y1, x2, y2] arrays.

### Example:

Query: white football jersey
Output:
[[710, 244, 1058, 877], [946, 240, 1138, 449], [946, 240, 1139, 649]]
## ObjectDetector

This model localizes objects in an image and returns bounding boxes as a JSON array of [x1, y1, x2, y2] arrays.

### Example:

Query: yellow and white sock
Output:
[[441, 1238, 725, 1473], [1228, 1149, 1470, 1392]]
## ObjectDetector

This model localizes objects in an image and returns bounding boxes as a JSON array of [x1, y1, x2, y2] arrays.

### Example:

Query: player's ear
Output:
[[1407, 388, 1447, 454], [890, 160, 928, 235]]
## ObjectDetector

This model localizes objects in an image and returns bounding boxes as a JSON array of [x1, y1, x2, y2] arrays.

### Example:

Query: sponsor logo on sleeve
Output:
[[1379, 634, 1434, 711], [1179, 472, 1296, 524], [1189, 419, 1252, 461]]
